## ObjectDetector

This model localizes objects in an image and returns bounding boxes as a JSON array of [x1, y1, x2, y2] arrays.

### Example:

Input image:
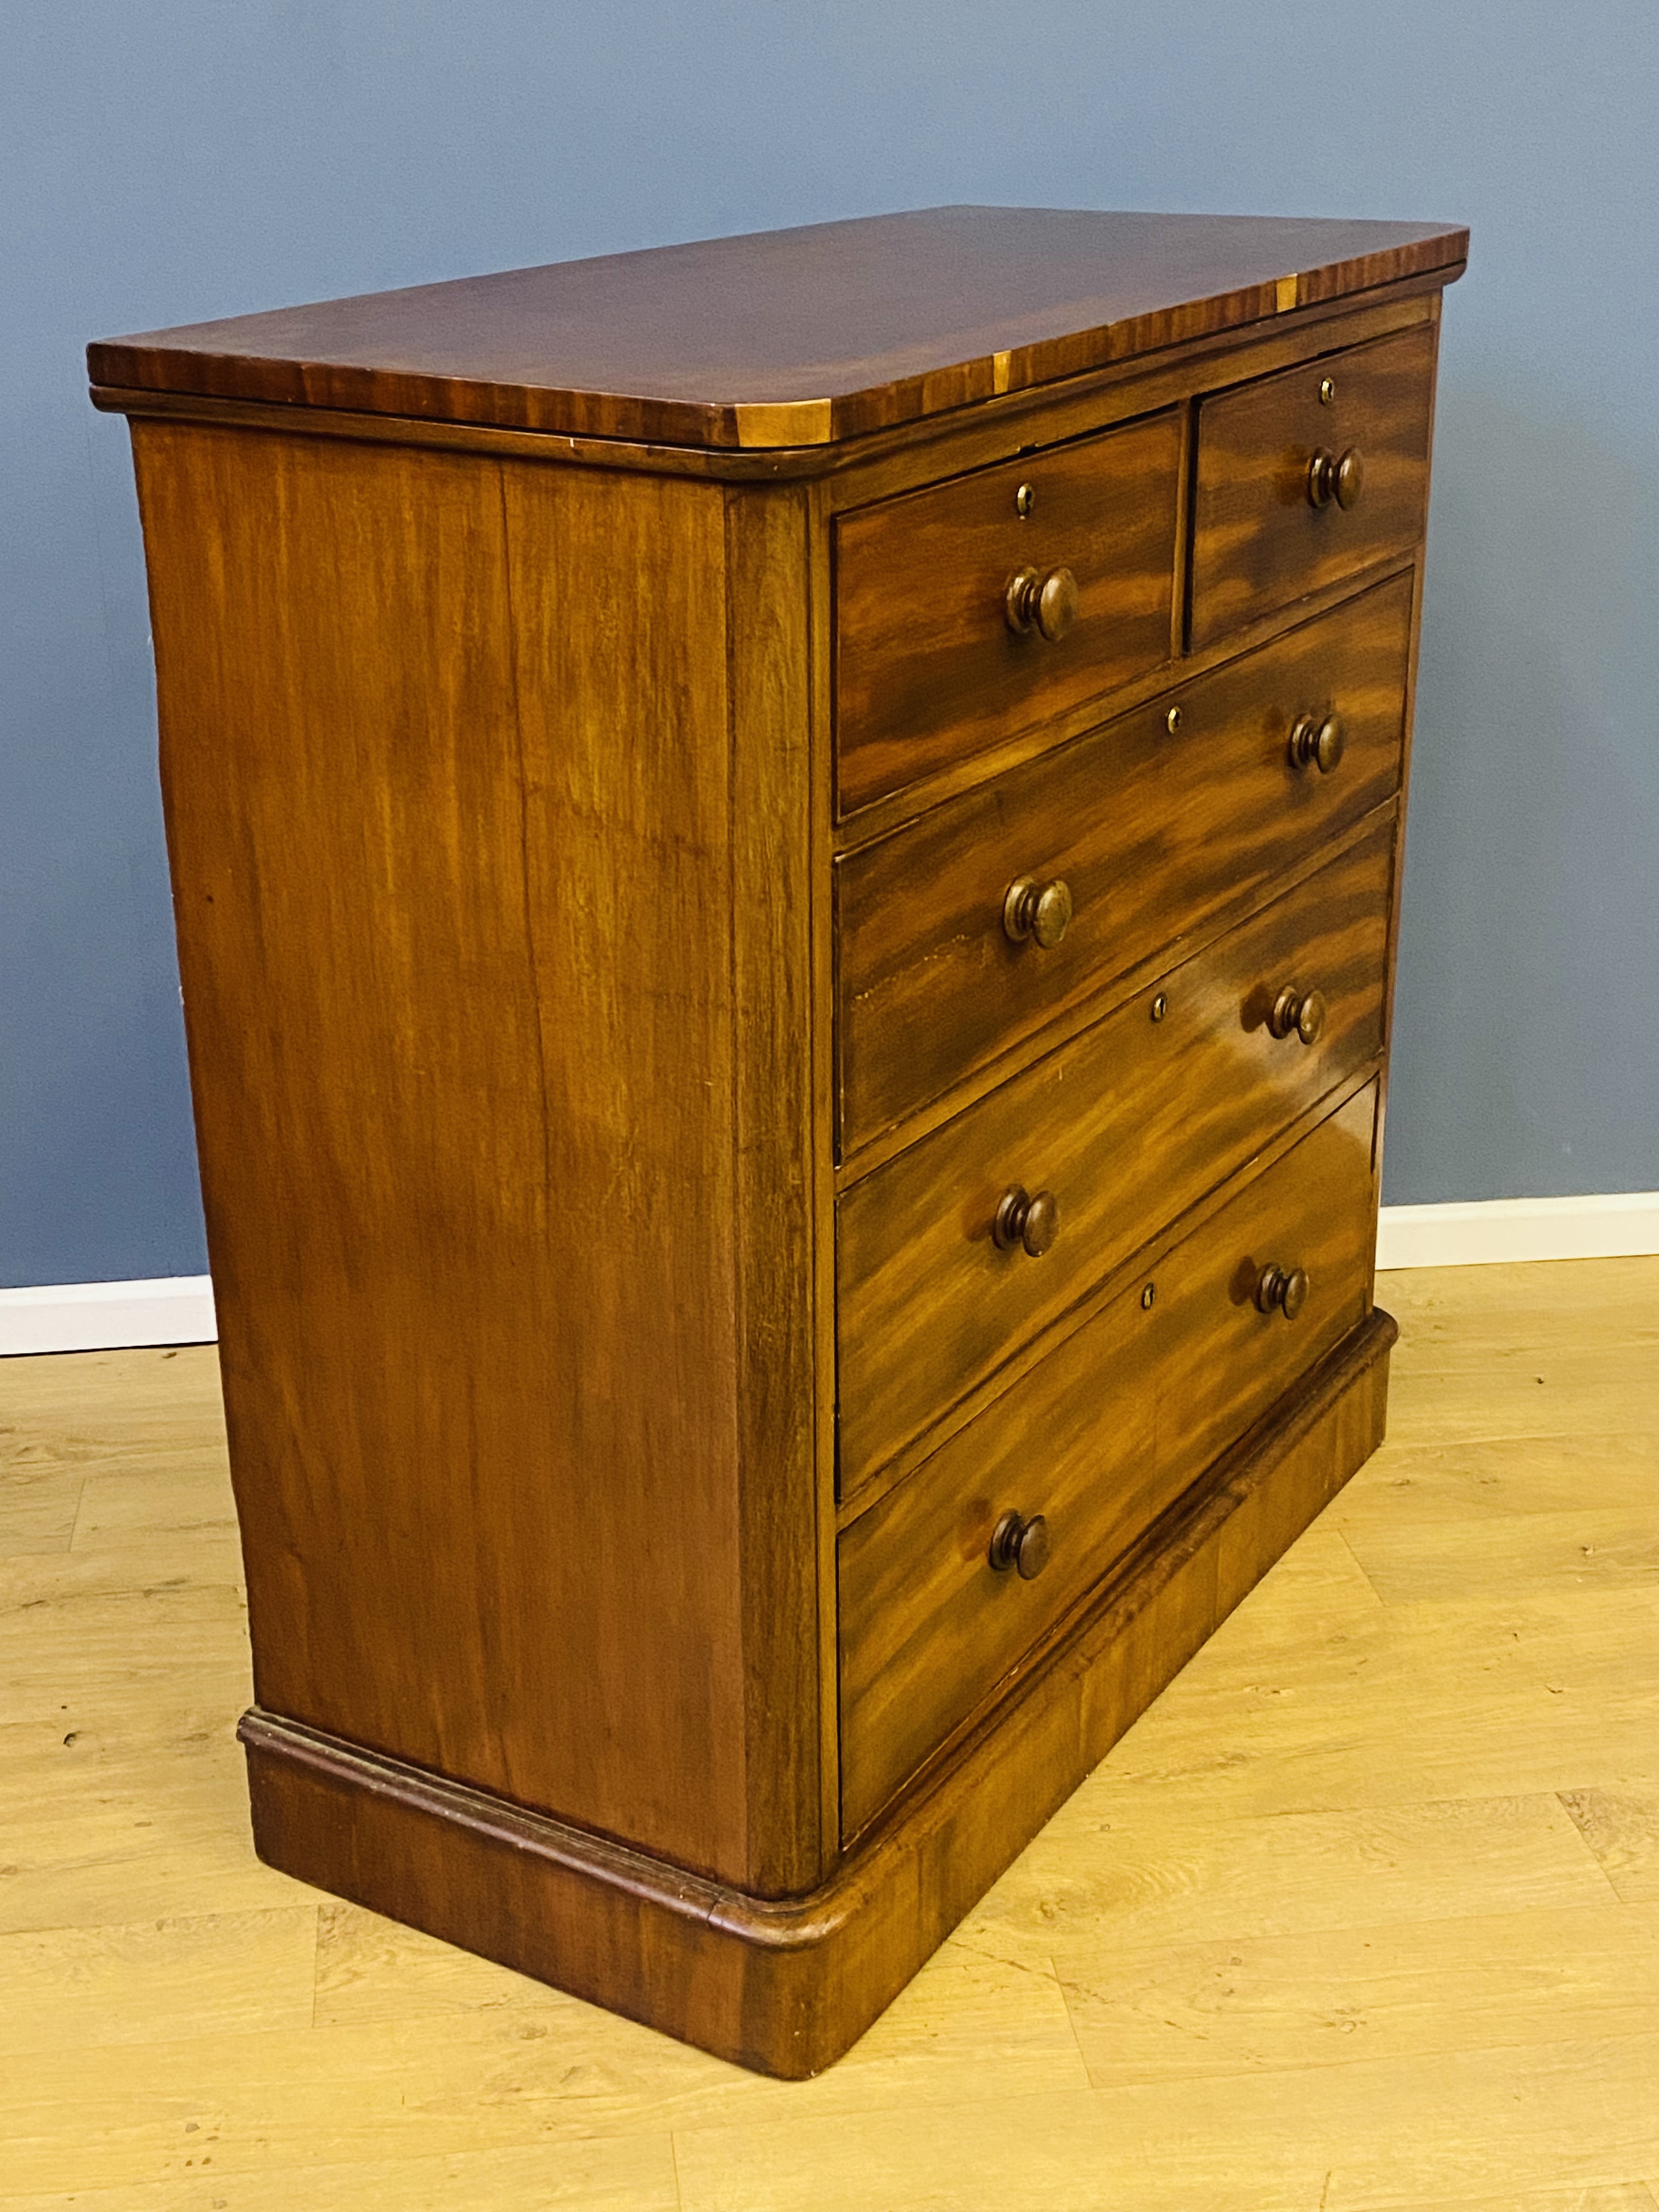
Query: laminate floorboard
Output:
[[2, 1260, 1656, 2205]]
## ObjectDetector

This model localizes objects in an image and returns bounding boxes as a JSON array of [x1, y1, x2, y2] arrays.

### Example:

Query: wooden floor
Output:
[[2, 1259, 1656, 2209]]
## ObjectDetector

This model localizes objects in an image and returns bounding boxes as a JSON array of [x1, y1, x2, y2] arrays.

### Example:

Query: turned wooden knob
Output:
[[1268, 986, 1327, 1046], [1255, 1263, 1310, 1319], [989, 1510, 1051, 1579], [1288, 712, 1345, 774], [1307, 447, 1365, 510], [993, 1185, 1060, 1257], [1005, 565, 1079, 641], [1003, 875, 1074, 949]]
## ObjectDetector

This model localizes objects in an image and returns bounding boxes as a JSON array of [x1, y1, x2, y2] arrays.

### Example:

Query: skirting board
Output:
[[0, 1275, 217, 1357], [1375, 1191, 1659, 1271], [2, 1193, 1656, 1355]]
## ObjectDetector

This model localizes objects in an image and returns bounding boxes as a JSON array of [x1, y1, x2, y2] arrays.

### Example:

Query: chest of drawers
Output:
[[90, 205, 1465, 2077]]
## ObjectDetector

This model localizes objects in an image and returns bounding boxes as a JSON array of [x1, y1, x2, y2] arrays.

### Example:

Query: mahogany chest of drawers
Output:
[[90, 205, 1466, 2076]]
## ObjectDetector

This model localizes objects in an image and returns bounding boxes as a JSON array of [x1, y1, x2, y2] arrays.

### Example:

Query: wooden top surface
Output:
[[89, 205, 1466, 451]]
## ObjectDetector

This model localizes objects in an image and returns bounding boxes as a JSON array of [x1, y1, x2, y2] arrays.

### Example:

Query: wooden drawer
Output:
[[838, 1082, 1378, 1839], [834, 410, 1182, 816], [837, 816, 1393, 1494], [837, 571, 1412, 1150], [1190, 323, 1435, 650]]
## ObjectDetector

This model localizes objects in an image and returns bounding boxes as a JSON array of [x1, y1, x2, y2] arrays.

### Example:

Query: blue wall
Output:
[[3, 0, 1655, 1283]]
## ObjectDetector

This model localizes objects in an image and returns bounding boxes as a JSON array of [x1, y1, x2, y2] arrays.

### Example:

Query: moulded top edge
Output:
[[87, 205, 1468, 453]]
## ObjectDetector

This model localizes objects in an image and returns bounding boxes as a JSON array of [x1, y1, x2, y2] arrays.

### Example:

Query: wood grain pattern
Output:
[[838, 1082, 1379, 1838], [0, 1340, 231, 1558], [230, 1302, 1392, 2077], [95, 232, 1462, 2080], [1057, 1902, 1659, 2088], [834, 409, 1181, 814], [15, 1259, 1659, 2199], [721, 484, 828, 1890], [91, 286, 1441, 504], [1562, 1792, 1659, 1906], [838, 816, 1394, 1492], [0, 1908, 318, 2053], [837, 571, 1413, 1149], [1192, 321, 1437, 647], [132, 422, 819, 1894], [501, 459, 823, 1895], [672, 2079, 1658, 2212], [89, 206, 1466, 451]]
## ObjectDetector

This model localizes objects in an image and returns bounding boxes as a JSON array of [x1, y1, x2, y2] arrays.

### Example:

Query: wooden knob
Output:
[[1288, 712, 1345, 774], [1255, 1263, 1310, 1319], [1334, 448, 1365, 509], [1307, 447, 1365, 510], [1005, 565, 1079, 641], [1003, 876, 1074, 949], [993, 1185, 1060, 1257], [989, 1510, 1051, 1579], [1268, 986, 1327, 1046]]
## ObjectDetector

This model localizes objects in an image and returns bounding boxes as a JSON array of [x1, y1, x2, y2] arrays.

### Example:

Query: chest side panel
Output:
[[138, 422, 815, 1887]]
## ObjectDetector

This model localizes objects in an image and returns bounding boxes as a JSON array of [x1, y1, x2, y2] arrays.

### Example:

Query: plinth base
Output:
[[241, 1307, 1396, 2078]]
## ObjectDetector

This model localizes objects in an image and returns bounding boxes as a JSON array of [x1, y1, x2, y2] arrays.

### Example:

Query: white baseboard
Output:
[[1375, 1192, 1659, 1271], [1, 1200, 1655, 1354], [0, 1275, 217, 1357]]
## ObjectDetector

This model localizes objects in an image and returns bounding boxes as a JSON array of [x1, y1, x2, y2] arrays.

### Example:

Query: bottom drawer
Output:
[[838, 1081, 1379, 1841]]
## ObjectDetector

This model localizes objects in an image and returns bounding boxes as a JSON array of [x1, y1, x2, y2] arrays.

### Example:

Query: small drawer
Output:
[[838, 1082, 1378, 1841], [1190, 323, 1435, 650], [837, 816, 1393, 1494], [837, 571, 1412, 1151], [834, 410, 1182, 816]]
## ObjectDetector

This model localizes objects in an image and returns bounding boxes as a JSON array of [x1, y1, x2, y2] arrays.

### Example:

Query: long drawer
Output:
[[834, 410, 1182, 817], [837, 570, 1412, 1151], [837, 816, 1394, 1494], [838, 1081, 1378, 1840]]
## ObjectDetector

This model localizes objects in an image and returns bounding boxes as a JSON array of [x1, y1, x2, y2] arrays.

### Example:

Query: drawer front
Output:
[[838, 1082, 1378, 1840], [834, 410, 1182, 816], [1190, 324, 1435, 650], [838, 571, 1412, 1150], [837, 817, 1393, 1494]]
